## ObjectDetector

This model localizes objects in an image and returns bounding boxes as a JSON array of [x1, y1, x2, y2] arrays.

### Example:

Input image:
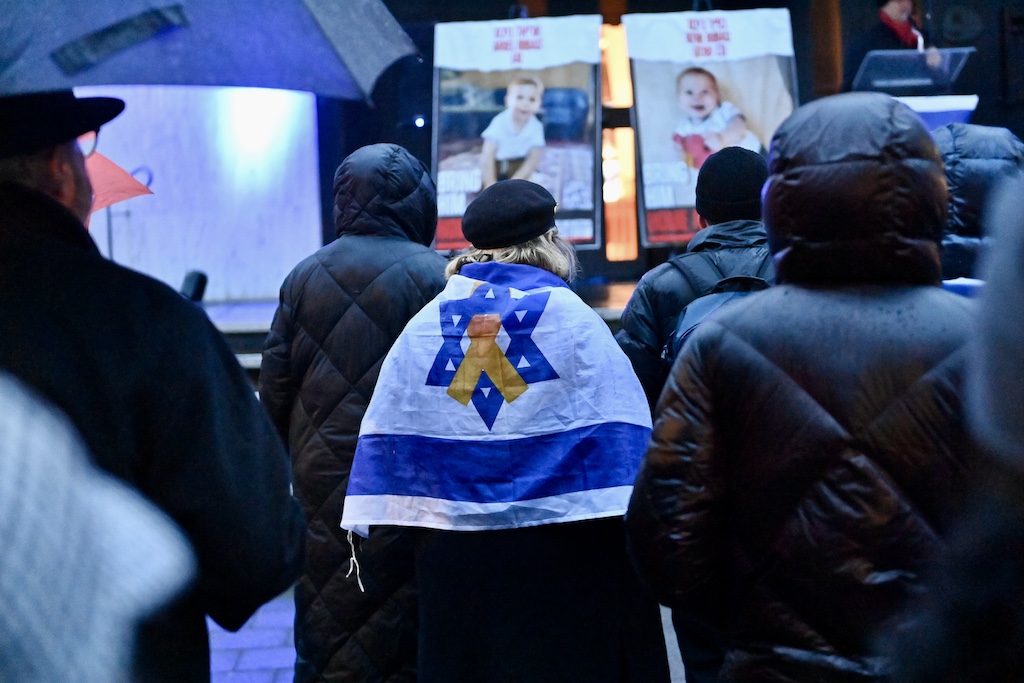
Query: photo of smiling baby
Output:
[[672, 66, 762, 170], [624, 8, 798, 245]]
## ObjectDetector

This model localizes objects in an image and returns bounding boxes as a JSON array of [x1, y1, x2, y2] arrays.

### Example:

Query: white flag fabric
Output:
[[342, 261, 651, 536], [434, 15, 602, 72], [622, 9, 795, 63]]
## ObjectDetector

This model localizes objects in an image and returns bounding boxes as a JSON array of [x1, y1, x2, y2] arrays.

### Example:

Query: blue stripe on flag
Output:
[[348, 422, 650, 503]]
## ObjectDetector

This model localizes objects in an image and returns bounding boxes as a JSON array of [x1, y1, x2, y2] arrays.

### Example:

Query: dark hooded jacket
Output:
[[932, 123, 1024, 279], [626, 93, 978, 682], [616, 219, 774, 409], [260, 144, 448, 683], [882, 172, 1024, 682]]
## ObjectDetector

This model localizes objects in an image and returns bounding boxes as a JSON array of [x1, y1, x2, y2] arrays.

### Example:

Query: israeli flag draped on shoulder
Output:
[[341, 261, 651, 537]]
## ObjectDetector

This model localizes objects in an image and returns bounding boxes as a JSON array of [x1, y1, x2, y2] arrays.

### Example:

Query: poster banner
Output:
[[433, 15, 603, 251], [623, 9, 797, 246]]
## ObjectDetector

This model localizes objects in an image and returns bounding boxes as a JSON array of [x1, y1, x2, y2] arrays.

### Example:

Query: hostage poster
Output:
[[623, 9, 798, 246], [433, 15, 603, 251]]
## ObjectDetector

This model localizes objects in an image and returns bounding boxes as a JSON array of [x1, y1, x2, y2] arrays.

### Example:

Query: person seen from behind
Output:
[[341, 179, 671, 683], [617, 145, 774, 412], [932, 122, 1024, 280], [884, 171, 1024, 682], [260, 143, 448, 682], [0, 90, 305, 683], [626, 91, 979, 682]]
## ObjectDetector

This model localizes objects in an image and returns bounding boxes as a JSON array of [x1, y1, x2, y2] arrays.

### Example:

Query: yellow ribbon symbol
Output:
[[448, 313, 528, 406]]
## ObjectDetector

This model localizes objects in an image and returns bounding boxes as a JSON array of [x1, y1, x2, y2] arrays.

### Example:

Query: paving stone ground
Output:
[[208, 590, 295, 683], [208, 591, 685, 683]]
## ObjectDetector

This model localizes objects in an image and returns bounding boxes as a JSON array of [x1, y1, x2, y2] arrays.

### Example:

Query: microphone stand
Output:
[[923, 0, 936, 45]]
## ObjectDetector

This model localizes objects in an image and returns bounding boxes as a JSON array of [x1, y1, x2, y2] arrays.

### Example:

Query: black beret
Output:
[[695, 146, 768, 225], [462, 179, 556, 249], [0, 91, 124, 159]]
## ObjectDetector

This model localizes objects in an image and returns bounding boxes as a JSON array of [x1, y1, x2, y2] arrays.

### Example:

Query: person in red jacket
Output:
[[843, 0, 943, 92]]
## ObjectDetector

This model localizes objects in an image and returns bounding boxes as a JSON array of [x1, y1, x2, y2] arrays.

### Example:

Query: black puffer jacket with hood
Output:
[[261, 144, 448, 683], [626, 93, 979, 682], [932, 122, 1024, 279]]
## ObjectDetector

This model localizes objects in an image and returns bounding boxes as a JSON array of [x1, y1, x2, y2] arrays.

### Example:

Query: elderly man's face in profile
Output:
[[65, 141, 94, 224]]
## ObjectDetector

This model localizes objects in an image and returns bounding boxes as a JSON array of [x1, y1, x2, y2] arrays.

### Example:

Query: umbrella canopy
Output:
[[0, 0, 416, 101], [85, 151, 153, 215]]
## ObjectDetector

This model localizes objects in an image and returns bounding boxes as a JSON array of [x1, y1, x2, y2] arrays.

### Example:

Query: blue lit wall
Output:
[[77, 85, 323, 302]]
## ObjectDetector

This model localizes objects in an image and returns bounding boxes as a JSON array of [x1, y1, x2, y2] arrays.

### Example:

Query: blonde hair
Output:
[[446, 228, 578, 282]]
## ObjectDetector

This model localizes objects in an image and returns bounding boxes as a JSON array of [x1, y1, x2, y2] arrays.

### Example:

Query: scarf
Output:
[[879, 9, 922, 49]]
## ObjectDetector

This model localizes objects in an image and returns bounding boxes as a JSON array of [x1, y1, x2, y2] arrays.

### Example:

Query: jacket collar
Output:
[[687, 219, 767, 253], [0, 181, 99, 254]]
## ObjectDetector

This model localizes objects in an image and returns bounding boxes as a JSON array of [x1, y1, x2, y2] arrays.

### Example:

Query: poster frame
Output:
[[430, 16, 604, 253]]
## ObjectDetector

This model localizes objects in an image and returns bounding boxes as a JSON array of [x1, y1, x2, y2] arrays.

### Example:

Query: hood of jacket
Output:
[[934, 122, 1024, 239], [764, 92, 946, 286], [332, 143, 438, 245]]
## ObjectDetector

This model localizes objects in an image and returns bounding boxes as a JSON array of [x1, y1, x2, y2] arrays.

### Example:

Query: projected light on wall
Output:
[[74, 83, 323, 302], [215, 87, 316, 190]]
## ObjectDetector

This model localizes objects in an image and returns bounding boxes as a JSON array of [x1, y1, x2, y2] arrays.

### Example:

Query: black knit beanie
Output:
[[695, 146, 769, 225], [462, 179, 556, 249]]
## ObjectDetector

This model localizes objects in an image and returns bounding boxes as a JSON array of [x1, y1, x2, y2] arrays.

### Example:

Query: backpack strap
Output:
[[667, 253, 726, 298], [757, 255, 775, 281], [661, 261, 771, 367], [711, 275, 771, 294]]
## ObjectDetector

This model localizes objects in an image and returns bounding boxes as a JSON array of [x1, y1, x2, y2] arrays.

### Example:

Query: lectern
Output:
[[852, 47, 977, 128], [851, 47, 974, 96]]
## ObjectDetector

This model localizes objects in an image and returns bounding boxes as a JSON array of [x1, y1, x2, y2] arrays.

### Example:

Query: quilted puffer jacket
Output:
[[626, 93, 979, 682], [933, 123, 1024, 279], [260, 144, 448, 683], [616, 219, 774, 409], [883, 173, 1024, 682]]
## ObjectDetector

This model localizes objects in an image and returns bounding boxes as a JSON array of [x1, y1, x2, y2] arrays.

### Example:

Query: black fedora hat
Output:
[[0, 90, 124, 159]]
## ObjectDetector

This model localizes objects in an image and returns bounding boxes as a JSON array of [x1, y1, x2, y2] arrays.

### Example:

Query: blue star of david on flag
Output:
[[426, 282, 559, 429]]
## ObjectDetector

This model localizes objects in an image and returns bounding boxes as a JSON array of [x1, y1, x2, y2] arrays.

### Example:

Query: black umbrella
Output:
[[0, 0, 416, 101]]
